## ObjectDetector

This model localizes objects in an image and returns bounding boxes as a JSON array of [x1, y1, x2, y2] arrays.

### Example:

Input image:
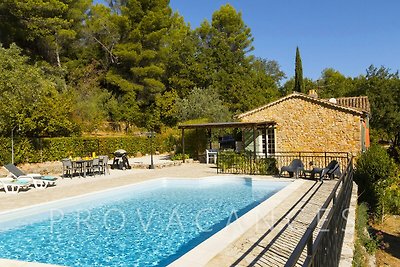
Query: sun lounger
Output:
[[309, 160, 341, 181], [279, 159, 305, 178], [0, 178, 32, 193], [3, 163, 58, 188]]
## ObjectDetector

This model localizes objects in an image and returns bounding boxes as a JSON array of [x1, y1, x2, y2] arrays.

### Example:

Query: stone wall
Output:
[[240, 97, 362, 155]]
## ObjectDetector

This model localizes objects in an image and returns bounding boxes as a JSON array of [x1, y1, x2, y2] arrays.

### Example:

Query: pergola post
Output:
[[182, 128, 185, 163], [207, 128, 212, 149], [253, 127, 257, 159], [264, 127, 268, 159]]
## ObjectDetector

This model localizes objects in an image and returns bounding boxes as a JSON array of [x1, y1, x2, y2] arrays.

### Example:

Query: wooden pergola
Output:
[[178, 121, 276, 162]]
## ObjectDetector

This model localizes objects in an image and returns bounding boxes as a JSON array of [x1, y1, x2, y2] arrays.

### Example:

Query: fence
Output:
[[217, 151, 279, 175], [285, 156, 354, 266], [272, 151, 350, 174], [216, 151, 350, 175]]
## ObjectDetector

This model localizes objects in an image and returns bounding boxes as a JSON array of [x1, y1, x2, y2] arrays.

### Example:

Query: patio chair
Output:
[[0, 178, 32, 193], [61, 158, 74, 178], [206, 149, 218, 164], [279, 159, 305, 178], [3, 163, 57, 188], [308, 160, 341, 181], [92, 157, 103, 175], [99, 155, 110, 175]]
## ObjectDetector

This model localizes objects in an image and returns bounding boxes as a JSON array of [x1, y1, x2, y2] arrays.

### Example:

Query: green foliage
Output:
[[317, 68, 355, 98], [354, 145, 399, 218], [175, 87, 232, 122], [0, 44, 78, 137], [354, 202, 379, 265], [0, 1, 286, 134], [359, 66, 400, 147], [217, 151, 278, 175], [170, 153, 189, 161], [294, 47, 305, 93], [0, 135, 172, 165], [0, 0, 90, 65], [192, 4, 281, 114], [281, 77, 315, 96]]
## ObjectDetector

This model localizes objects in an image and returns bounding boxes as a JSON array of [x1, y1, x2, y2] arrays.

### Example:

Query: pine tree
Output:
[[294, 46, 305, 93]]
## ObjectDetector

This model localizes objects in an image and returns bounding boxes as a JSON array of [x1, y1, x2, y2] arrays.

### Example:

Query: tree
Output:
[[282, 77, 315, 96], [355, 66, 400, 149], [82, 3, 126, 69], [104, 0, 174, 129], [162, 13, 197, 99], [246, 58, 282, 108], [175, 87, 231, 122], [193, 4, 271, 113], [294, 46, 305, 93], [0, 0, 91, 66], [317, 68, 355, 98], [0, 44, 77, 137]]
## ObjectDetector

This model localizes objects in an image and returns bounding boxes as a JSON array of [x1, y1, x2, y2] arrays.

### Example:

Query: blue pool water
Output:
[[0, 178, 289, 266]]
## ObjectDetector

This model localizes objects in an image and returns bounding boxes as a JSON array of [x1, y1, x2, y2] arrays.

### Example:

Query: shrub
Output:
[[0, 136, 173, 165], [353, 202, 378, 267], [217, 151, 278, 175], [354, 144, 399, 218], [170, 153, 189, 161]]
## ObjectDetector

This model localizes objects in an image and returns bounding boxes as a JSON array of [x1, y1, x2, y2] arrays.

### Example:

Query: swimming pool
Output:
[[0, 177, 290, 266]]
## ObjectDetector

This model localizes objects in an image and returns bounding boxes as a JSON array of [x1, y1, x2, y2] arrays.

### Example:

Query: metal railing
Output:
[[216, 151, 350, 175], [285, 156, 354, 267], [217, 152, 279, 175]]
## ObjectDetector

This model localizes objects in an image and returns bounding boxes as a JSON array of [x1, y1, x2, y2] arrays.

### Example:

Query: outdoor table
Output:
[[72, 159, 93, 177]]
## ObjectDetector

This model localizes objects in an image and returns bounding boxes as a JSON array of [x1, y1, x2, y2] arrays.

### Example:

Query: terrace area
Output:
[[0, 154, 356, 267]]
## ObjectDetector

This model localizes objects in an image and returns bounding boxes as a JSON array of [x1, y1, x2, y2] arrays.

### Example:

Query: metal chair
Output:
[[61, 159, 74, 178], [92, 158, 102, 175], [99, 155, 110, 175]]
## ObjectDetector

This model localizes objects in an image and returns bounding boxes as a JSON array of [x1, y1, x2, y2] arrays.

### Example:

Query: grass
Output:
[[353, 203, 378, 266]]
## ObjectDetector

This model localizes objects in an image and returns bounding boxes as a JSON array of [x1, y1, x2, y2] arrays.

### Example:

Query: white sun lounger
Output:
[[0, 178, 32, 194], [3, 163, 58, 189]]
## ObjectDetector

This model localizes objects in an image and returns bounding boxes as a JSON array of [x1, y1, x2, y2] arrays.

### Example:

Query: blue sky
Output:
[[169, 0, 400, 80]]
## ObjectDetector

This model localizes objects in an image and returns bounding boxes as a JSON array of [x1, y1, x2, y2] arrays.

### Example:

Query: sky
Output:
[[169, 0, 400, 80]]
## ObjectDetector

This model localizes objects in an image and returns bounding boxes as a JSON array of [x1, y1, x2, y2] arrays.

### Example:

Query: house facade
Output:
[[238, 92, 370, 156]]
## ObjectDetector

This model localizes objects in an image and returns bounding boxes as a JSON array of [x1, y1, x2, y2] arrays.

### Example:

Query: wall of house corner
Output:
[[240, 97, 363, 155]]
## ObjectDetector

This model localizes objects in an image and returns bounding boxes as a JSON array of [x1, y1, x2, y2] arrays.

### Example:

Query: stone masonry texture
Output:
[[240, 97, 362, 155]]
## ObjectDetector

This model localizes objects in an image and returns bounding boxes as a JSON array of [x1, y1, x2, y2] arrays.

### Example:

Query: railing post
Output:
[[307, 233, 313, 264]]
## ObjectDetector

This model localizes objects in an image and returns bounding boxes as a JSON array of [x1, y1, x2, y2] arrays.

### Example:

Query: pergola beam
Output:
[[178, 121, 276, 130]]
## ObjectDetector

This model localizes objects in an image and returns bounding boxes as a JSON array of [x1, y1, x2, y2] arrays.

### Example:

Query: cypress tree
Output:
[[294, 46, 305, 93]]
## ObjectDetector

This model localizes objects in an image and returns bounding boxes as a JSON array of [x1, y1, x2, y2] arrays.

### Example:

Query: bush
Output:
[[0, 136, 173, 165], [353, 202, 378, 267], [217, 151, 278, 175], [170, 153, 189, 161], [356, 203, 378, 254], [354, 145, 399, 218]]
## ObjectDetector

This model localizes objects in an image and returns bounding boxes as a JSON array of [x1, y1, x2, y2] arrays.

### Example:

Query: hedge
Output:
[[0, 135, 175, 165]]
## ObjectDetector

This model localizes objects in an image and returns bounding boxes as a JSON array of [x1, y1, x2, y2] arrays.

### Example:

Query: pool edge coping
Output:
[[168, 178, 306, 267], [0, 175, 296, 266]]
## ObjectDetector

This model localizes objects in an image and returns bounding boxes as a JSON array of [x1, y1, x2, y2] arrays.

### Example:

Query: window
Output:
[[262, 128, 276, 156]]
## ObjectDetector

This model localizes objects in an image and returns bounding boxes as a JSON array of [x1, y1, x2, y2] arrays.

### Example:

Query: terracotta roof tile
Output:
[[331, 96, 370, 113]]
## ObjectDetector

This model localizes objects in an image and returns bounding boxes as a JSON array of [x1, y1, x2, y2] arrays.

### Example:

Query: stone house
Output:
[[237, 92, 370, 156]]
